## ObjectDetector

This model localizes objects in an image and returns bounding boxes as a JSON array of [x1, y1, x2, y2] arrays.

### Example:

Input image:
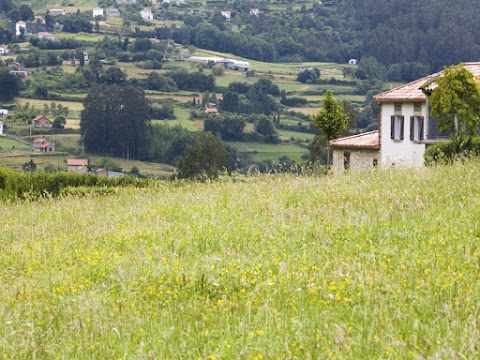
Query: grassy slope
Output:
[[1, 163, 480, 358]]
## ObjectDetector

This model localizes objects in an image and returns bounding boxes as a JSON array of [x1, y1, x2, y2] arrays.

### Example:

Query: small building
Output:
[[15, 21, 27, 36], [9, 70, 29, 79], [176, 0, 186, 5], [95, 168, 125, 178], [32, 138, 55, 152], [34, 16, 45, 24], [205, 103, 218, 114], [67, 159, 89, 173], [106, 8, 121, 17], [0, 120, 3, 135], [330, 131, 380, 173], [220, 11, 231, 21], [37, 32, 56, 41], [140, 7, 154, 20], [48, 9, 66, 16], [0, 109, 8, 117], [250, 8, 260, 17], [0, 44, 7, 55], [348, 59, 358, 65], [93, 7, 104, 17], [32, 115, 51, 127]]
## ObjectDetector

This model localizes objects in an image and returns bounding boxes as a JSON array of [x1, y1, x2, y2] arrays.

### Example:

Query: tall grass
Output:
[[1, 163, 480, 358]]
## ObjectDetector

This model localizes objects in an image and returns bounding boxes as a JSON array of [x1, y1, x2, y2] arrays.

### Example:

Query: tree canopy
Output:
[[0, 68, 21, 102], [80, 84, 150, 159], [177, 132, 228, 180], [427, 64, 480, 144]]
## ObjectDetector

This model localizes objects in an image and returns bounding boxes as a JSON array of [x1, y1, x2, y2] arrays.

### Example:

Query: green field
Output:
[[226, 141, 308, 162], [1, 163, 480, 357], [0, 137, 29, 150]]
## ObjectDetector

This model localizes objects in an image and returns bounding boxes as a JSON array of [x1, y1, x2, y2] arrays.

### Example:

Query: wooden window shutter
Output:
[[419, 116, 424, 140], [400, 116, 404, 140], [391, 116, 395, 139], [410, 116, 414, 140]]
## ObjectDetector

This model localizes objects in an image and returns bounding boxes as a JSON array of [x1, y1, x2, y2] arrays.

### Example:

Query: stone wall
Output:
[[332, 148, 380, 174]]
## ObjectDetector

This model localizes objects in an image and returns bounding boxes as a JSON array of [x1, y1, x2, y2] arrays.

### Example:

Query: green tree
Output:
[[211, 65, 225, 76], [255, 115, 278, 143], [22, 159, 36, 172], [177, 132, 228, 180], [52, 116, 66, 129], [0, 68, 20, 102], [426, 64, 480, 148], [81, 84, 150, 159], [311, 89, 348, 164]]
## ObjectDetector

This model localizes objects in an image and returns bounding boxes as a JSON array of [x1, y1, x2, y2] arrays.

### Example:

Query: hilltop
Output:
[[1, 162, 480, 357]]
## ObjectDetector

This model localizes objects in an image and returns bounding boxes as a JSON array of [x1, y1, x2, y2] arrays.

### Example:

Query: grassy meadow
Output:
[[1, 163, 480, 357]]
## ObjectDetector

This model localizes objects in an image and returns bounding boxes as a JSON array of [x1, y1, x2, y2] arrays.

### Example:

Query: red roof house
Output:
[[33, 115, 52, 127], [32, 138, 55, 152]]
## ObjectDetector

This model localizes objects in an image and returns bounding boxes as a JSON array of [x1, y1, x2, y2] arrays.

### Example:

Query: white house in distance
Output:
[[48, 9, 66, 16], [140, 8, 154, 20], [0, 120, 3, 135], [15, 21, 27, 36], [0, 44, 7, 55], [93, 7, 104, 17], [220, 11, 231, 21], [330, 62, 480, 173]]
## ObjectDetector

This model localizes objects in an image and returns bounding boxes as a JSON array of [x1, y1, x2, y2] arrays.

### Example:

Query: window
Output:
[[414, 103, 422, 112], [394, 103, 402, 112], [390, 115, 404, 141], [373, 159, 378, 167], [343, 152, 350, 170], [410, 116, 424, 141]]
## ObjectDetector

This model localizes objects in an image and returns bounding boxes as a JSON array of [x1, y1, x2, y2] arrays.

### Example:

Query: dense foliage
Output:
[[0, 166, 149, 200], [80, 84, 150, 158]]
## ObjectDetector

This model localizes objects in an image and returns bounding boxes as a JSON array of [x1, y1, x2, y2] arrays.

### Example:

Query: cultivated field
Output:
[[1, 163, 479, 358]]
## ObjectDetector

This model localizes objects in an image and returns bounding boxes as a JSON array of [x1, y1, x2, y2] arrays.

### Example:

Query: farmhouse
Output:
[[0, 109, 8, 117], [0, 44, 7, 55], [32, 138, 55, 152], [33, 115, 52, 127], [330, 62, 480, 172], [93, 7, 104, 17], [67, 159, 89, 173]]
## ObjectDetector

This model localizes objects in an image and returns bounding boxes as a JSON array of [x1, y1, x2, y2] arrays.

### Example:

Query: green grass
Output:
[[0, 137, 29, 150], [1, 163, 480, 357], [278, 129, 315, 141]]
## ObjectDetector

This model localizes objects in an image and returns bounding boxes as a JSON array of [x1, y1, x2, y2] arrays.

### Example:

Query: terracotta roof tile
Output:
[[374, 62, 480, 103], [67, 159, 88, 166], [330, 130, 380, 150]]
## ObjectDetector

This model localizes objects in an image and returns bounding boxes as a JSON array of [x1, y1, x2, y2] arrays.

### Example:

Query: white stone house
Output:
[[330, 62, 480, 172], [93, 7, 104, 17], [140, 8, 154, 20], [0, 44, 6, 55], [0, 120, 3, 135], [348, 59, 358, 65]]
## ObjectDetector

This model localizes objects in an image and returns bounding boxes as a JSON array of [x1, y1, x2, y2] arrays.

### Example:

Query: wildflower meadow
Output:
[[1, 162, 480, 358]]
